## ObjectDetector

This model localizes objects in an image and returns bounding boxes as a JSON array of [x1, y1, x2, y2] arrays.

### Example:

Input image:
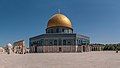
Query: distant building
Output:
[[29, 12, 90, 53], [13, 40, 26, 54], [0, 47, 5, 54], [90, 44, 104, 51], [6, 43, 14, 54]]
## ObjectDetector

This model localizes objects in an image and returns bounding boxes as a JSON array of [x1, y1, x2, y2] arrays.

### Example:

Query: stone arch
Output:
[[35, 46, 37, 53], [59, 47, 62, 52]]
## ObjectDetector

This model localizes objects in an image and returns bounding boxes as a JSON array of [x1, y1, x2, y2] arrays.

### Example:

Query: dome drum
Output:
[[46, 26, 73, 34]]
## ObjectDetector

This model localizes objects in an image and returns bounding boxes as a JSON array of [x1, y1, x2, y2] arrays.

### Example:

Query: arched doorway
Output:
[[83, 46, 86, 52], [59, 47, 62, 52]]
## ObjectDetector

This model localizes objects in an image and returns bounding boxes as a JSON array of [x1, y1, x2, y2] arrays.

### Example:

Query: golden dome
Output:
[[47, 13, 72, 28]]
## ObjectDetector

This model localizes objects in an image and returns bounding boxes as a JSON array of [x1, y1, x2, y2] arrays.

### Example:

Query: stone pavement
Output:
[[0, 51, 120, 68]]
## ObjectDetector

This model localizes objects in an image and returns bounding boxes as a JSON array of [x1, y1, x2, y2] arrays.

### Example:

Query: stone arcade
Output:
[[29, 12, 90, 53]]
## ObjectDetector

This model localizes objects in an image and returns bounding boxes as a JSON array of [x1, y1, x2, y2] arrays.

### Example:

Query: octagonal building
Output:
[[29, 13, 90, 53]]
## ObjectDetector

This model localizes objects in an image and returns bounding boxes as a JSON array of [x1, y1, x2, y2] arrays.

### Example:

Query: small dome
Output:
[[7, 43, 12, 47], [47, 13, 72, 28]]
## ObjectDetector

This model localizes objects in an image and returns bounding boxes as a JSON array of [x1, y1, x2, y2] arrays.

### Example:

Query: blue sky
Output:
[[0, 0, 120, 46]]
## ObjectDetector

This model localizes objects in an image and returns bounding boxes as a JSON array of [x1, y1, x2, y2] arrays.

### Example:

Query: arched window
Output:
[[54, 40, 57, 45], [47, 29, 50, 33], [69, 29, 72, 33], [64, 30, 68, 33], [51, 29, 53, 33], [49, 40, 53, 45], [63, 40, 66, 45], [50, 42, 52, 45], [56, 28, 59, 33], [62, 29, 64, 32]]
